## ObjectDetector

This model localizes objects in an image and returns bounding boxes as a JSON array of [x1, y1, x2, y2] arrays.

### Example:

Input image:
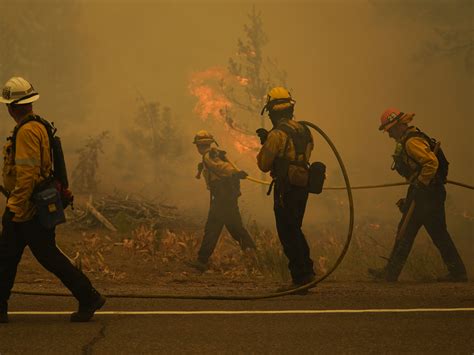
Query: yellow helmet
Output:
[[260, 86, 295, 115], [193, 130, 216, 145], [0, 76, 39, 105]]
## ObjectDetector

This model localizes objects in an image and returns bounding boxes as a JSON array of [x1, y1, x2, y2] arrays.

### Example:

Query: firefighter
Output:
[[257, 87, 316, 292], [0, 77, 105, 323], [188, 130, 256, 272], [368, 108, 467, 282]]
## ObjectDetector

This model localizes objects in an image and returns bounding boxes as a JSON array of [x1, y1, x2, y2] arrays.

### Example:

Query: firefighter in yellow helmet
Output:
[[0, 77, 105, 323], [188, 130, 256, 272], [257, 87, 316, 292], [368, 108, 467, 282]]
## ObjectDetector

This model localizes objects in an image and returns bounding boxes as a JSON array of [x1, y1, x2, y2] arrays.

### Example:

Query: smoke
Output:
[[0, 1, 472, 262]]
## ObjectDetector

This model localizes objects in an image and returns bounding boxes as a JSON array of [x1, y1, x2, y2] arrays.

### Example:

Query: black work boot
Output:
[[276, 274, 316, 295], [0, 301, 8, 323], [368, 267, 399, 282], [437, 273, 468, 283], [185, 259, 208, 273], [70, 292, 106, 322]]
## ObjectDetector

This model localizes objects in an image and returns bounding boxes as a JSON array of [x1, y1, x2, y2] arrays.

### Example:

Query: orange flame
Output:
[[189, 67, 259, 153], [188, 67, 231, 120]]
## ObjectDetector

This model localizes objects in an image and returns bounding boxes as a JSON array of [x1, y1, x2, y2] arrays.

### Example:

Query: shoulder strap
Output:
[[11, 115, 56, 179], [402, 128, 440, 157], [275, 122, 311, 160], [12, 115, 56, 154]]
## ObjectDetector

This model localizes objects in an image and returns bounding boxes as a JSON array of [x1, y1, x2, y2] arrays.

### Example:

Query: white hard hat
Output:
[[0, 77, 39, 105]]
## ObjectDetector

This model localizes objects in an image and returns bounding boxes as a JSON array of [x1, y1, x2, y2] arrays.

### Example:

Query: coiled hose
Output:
[[13, 121, 354, 300]]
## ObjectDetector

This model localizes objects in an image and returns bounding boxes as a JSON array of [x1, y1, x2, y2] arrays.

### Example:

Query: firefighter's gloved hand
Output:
[[256, 128, 269, 145], [396, 198, 406, 213], [2, 208, 14, 227], [195, 162, 203, 179], [61, 188, 74, 209], [234, 171, 248, 180], [218, 150, 227, 161]]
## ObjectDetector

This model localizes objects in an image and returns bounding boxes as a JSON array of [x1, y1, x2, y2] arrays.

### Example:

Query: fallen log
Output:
[[86, 201, 118, 232]]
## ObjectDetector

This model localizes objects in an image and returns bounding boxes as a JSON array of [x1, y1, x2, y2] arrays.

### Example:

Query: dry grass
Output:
[[122, 225, 158, 258], [160, 228, 263, 279], [70, 207, 473, 283], [73, 233, 126, 280]]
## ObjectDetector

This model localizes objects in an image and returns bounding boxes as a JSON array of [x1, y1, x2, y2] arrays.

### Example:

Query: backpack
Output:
[[12, 115, 73, 208], [274, 121, 326, 194], [202, 149, 241, 200], [394, 128, 449, 183]]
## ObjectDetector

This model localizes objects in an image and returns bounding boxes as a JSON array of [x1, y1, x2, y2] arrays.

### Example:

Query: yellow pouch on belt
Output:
[[288, 165, 309, 187]]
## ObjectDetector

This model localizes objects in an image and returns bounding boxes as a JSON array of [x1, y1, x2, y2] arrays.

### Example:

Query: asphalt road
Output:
[[1, 282, 473, 354]]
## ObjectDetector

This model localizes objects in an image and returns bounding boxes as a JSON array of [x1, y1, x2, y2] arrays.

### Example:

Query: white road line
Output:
[[8, 308, 474, 315]]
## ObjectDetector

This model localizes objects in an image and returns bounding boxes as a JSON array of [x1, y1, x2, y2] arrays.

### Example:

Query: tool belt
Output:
[[273, 161, 325, 195]]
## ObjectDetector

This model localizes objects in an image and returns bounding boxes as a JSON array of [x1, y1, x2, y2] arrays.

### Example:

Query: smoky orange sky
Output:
[[67, 1, 471, 210]]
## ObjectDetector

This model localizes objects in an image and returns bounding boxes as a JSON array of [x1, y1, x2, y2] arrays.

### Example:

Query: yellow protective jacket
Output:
[[201, 147, 239, 190], [397, 126, 439, 186], [257, 119, 313, 174], [3, 114, 52, 222]]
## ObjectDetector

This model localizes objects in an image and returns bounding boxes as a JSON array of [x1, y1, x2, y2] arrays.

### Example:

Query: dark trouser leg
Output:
[[384, 208, 423, 281], [198, 198, 225, 263], [0, 223, 27, 302], [274, 186, 314, 283], [224, 198, 255, 251], [19, 219, 97, 304], [423, 190, 467, 278]]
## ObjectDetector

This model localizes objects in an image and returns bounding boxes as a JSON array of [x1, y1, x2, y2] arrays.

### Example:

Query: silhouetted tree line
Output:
[[0, 0, 85, 135]]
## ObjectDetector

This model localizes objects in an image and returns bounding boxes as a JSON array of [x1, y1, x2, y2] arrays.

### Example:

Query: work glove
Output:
[[234, 171, 248, 180], [61, 188, 74, 209], [218, 150, 227, 161], [195, 162, 203, 179], [2, 208, 14, 228], [396, 198, 407, 213], [256, 128, 269, 145]]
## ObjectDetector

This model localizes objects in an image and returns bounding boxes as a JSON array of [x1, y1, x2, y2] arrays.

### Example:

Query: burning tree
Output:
[[224, 5, 287, 122], [72, 131, 109, 193], [188, 6, 287, 153]]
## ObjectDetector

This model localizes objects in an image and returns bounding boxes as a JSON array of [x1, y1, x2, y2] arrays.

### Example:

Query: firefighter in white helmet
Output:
[[257, 87, 316, 293], [0, 77, 105, 323], [188, 130, 256, 272]]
